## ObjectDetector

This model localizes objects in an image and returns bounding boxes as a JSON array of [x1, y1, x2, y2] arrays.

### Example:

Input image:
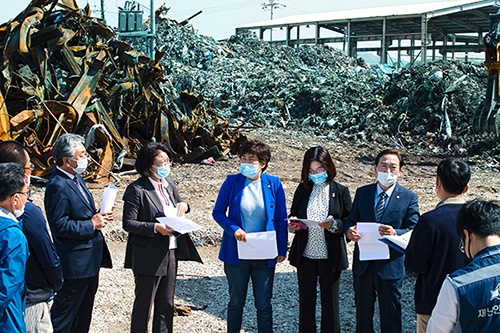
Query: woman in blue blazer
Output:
[[212, 139, 288, 333]]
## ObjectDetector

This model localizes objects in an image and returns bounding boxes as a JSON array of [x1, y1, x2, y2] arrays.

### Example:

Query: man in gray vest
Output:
[[427, 199, 500, 332]]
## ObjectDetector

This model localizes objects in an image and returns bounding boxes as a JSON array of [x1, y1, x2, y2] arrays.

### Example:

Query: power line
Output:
[[261, 0, 285, 41], [118, 0, 262, 15]]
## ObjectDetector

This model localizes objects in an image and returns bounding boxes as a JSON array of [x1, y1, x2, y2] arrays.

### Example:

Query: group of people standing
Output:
[[212, 138, 500, 333], [0, 134, 113, 333], [0, 134, 499, 333]]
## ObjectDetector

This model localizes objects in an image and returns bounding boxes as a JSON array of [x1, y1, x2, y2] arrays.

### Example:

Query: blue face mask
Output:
[[308, 171, 328, 184], [240, 163, 260, 179], [154, 165, 171, 179]]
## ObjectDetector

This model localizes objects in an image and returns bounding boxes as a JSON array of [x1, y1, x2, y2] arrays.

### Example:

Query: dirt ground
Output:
[[31, 128, 500, 332]]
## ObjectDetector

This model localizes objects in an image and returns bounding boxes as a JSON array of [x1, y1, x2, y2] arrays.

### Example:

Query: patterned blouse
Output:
[[303, 182, 330, 259]]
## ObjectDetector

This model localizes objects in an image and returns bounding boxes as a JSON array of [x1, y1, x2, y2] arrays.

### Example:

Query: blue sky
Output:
[[1, 0, 462, 39]]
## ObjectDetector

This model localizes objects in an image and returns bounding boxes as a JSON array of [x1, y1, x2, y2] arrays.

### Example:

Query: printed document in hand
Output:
[[237, 231, 278, 260], [156, 206, 201, 234], [100, 184, 118, 213], [379, 230, 413, 254], [357, 222, 390, 261]]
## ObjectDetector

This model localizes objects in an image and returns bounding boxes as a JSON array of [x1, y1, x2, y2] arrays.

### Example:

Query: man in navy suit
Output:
[[344, 149, 419, 333], [45, 134, 113, 333]]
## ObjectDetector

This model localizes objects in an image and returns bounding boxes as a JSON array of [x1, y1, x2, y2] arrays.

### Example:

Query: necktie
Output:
[[73, 176, 89, 204], [375, 192, 387, 222]]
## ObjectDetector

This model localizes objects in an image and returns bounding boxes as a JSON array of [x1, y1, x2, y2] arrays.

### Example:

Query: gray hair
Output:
[[53, 134, 85, 166]]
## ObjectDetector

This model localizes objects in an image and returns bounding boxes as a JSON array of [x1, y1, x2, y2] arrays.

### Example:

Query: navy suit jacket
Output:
[[45, 168, 112, 279], [344, 182, 419, 280], [212, 173, 288, 268]]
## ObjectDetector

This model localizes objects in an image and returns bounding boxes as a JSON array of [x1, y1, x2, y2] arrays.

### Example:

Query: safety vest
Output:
[[449, 245, 500, 332]]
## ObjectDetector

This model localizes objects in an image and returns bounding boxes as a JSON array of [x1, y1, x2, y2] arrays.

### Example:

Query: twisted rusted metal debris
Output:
[[0, 0, 245, 182]]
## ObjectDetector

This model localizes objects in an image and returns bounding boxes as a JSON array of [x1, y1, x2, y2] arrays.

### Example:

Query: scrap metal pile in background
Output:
[[127, 13, 497, 161], [1, 1, 498, 182], [0, 0, 246, 182]]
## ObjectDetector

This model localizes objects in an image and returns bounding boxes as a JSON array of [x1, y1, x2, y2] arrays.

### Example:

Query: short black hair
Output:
[[0, 141, 28, 166], [437, 158, 470, 195], [301, 146, 337, 189], [239, 139, 271, 172], [374, 149, 404, 169], [135, 142, 171, 177], [456, 199, 500, 238], [0, 163, 26, 202]]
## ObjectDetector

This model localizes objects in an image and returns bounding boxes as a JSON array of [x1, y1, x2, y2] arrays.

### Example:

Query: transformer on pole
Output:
[[261, 0, 285, 41]]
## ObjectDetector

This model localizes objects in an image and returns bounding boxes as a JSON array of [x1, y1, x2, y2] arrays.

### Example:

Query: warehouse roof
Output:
[[236, 0, 500, 38]]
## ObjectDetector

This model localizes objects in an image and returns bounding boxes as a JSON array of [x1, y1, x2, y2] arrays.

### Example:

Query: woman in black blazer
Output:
[[288, 146, 352, 333], [122, 142, 202, 333]]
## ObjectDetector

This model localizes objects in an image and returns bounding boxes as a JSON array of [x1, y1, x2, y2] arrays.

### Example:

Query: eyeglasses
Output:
[[25, 163, 35, 171], [12, 189, 32, 200], [459, 238, 465, 254]]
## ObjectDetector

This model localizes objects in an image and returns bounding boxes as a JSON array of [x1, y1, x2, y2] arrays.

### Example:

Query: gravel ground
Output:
[[31, 128, 500, 332]]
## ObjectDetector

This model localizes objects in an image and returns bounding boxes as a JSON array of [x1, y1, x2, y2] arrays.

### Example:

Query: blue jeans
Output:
[[224, 260, 275, 333]]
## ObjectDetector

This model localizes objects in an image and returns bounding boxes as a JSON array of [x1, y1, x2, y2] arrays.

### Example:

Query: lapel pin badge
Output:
[[396, 195, 400, 199], [332, 193, 336, 198]]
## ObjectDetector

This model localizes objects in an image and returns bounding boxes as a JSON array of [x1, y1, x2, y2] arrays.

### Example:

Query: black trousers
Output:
[[51, 276, 99, 333], [297, 257, 341, 333], [353, 262, 403, 333], [131, 250, 177, 333]]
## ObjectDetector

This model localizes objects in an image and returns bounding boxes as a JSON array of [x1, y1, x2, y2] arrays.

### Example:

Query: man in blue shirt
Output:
[[0, 140, 64, 332], [428, 199, 500, 332], [0, 163, 29, 332]]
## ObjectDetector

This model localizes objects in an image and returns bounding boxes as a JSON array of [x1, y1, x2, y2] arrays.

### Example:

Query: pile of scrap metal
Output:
[[0, 0, 245, 182]]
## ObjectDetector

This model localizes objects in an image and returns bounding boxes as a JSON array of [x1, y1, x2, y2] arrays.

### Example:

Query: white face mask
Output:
[[377, 171, 398, 187], [71, 156, 88, 174], [13, 196, 25, 218]]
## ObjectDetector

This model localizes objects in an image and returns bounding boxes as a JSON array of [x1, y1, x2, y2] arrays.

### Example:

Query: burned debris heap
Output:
[[0, 0, 245, 182], [131, 14, 494, 159], [0, 1, 496, 183]]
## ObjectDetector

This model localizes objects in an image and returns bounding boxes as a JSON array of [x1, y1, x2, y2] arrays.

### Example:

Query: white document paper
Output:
[[357, 222, 390, 261], [237, 231, 278, 260], [156, 216, 201, 234], [100, 184, 118, 213], [380, 230, 413, 251]]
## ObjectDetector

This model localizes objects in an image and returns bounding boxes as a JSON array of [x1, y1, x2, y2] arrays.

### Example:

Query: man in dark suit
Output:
[[45, 133, 113, 333], [344, 149, 419, 333]]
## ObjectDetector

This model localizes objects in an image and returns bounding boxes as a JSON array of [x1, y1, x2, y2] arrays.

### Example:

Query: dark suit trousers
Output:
[[131, 250, 177, 333], [51, 276, 99, 333], [353, 262, 402, 333], [297, 258, 341, 333]]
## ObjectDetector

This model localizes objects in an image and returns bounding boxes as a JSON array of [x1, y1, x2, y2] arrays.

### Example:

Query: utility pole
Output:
[[261, 0, 285, 41], [101, 0, 105, 23]]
